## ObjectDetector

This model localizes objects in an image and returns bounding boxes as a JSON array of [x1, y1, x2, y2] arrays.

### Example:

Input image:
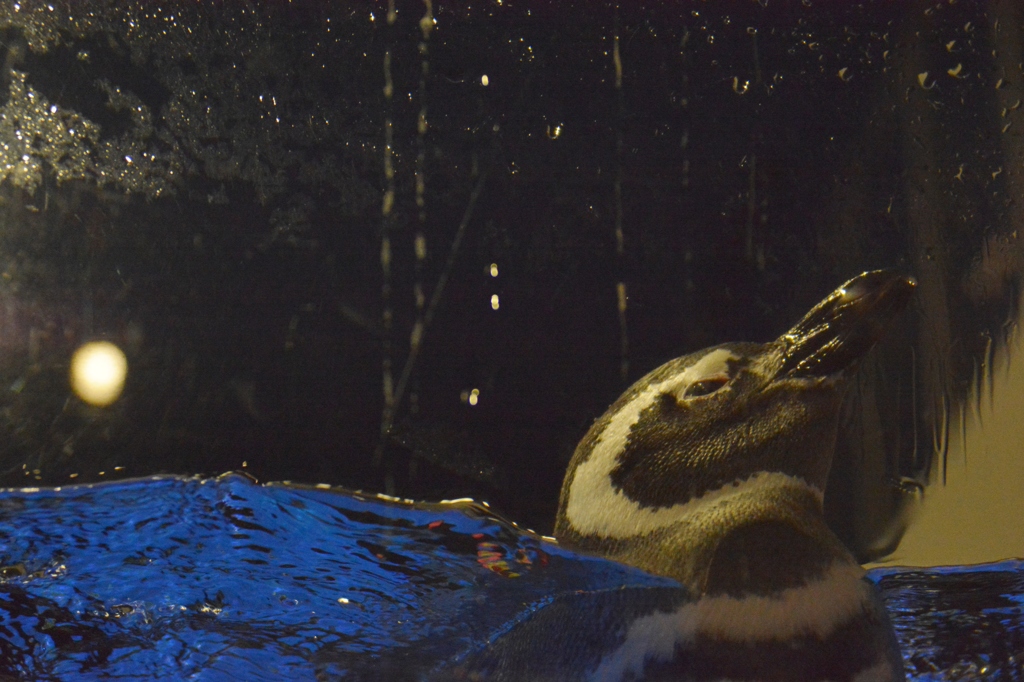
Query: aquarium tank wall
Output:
[[0, 1, 1021, 679]]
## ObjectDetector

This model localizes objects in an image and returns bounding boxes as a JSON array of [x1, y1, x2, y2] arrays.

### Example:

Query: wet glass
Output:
[[0, 1, 1020, 679]]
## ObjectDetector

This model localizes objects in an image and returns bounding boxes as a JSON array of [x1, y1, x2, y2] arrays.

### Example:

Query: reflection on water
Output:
[[872, 562, 1024, 680], [0, 474, 679, 680], [0, 475, 1019, 680]]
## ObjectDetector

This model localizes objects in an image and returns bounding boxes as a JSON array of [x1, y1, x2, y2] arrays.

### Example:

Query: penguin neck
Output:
[[570, 473, 861, 599]]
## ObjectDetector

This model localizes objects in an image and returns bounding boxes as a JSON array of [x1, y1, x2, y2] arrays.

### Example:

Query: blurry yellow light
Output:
[[70, 341, 127, 406], [489, 263, 498, 277], [490, 294, 500, 310]]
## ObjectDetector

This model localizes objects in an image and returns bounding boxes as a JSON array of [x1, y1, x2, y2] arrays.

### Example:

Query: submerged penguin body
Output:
[[544, 270, 913, 681]]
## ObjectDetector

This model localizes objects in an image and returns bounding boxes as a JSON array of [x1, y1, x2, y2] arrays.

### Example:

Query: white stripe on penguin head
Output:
[[564, 348, 821, 539]]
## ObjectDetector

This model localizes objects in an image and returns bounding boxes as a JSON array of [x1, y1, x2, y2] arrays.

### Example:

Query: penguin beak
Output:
[[776, 270, 916, 380]]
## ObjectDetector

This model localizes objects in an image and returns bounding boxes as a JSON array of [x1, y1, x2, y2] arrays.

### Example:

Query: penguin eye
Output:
[[682, 375, 729, 399]]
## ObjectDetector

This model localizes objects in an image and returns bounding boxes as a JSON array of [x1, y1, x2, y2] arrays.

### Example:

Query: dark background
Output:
[[0, 0, 1020, 561]]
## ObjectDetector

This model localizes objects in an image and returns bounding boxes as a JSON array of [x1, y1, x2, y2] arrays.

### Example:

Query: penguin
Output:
[[542, 270, 914, 681]]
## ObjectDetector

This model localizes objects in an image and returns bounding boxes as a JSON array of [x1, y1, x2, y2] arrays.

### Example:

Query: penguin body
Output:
[[542, 270, 913, 681]]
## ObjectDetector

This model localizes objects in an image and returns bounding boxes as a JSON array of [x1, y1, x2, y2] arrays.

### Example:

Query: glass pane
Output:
[[0, 1, 1020, 678]]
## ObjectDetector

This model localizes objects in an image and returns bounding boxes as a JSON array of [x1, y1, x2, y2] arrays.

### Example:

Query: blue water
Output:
[[871, 562, 1024, 680], [0, 474, 1019, 679]]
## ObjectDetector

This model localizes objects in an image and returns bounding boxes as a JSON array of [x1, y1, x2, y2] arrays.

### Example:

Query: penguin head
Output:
[[554, 271, 915, 583]]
